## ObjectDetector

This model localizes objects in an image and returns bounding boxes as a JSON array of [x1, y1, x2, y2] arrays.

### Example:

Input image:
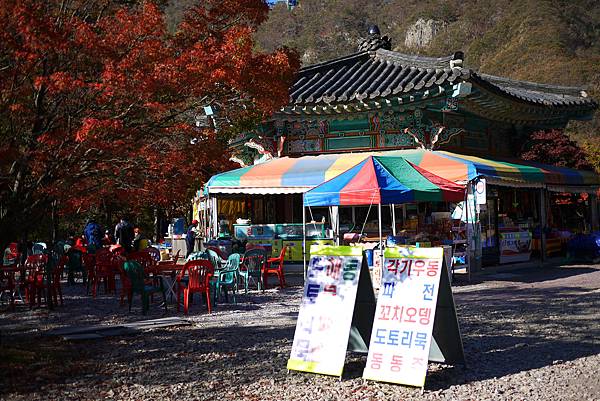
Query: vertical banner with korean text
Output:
[[363, 246, 444, 387], [287, 246, 364, 377]]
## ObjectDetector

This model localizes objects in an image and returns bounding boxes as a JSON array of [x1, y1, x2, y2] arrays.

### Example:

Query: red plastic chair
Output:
[[49, 256, 67, 306], [24, 254, 48, 307], [264, 246, 287, 289], [176, 259, 214, 314], [128, 251, 156, 274], [92, 249, 117, 297]]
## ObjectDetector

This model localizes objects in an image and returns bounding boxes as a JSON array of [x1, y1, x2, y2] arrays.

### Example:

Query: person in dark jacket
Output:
[[114, 217, 135, 253], [186, 220, 198, 257], [84, 219, 103, 253]]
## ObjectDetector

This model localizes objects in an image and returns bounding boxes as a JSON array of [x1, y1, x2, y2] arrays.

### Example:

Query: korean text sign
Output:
[[287, 246, 363, 377], [363, 246, 444, 387]]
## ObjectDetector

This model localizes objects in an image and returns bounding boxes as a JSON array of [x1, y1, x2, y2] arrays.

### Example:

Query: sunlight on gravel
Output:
[[1, 265, 599, 401]]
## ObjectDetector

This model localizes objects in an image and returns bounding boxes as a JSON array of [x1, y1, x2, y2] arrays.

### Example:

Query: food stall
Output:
[[203, 149, 600, 273], [303, 155, 466, 281], [233, 222, 334, 261]]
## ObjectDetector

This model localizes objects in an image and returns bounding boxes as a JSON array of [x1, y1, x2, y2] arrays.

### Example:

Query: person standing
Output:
[[83, 219, 103, 253], [186, 219, 199, 257], [114, 216, 135, 253]]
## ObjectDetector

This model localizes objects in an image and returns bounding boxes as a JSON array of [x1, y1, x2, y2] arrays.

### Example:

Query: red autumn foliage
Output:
[[520, 129, 594, 171], [0, 0, 299, 244]]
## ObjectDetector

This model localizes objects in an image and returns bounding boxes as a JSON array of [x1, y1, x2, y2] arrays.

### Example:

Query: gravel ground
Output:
[[1, 263, 599, 401]]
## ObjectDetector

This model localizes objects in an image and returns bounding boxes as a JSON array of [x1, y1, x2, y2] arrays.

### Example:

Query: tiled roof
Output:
[[473, 73, 594, 107], [289, 48, 597, 111]]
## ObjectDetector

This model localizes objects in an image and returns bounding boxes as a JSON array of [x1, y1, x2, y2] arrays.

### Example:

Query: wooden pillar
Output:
[[539, 188, 547, 263]]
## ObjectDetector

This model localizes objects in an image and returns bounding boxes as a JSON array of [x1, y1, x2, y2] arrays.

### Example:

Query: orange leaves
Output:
[[75, 118, 123, 142]]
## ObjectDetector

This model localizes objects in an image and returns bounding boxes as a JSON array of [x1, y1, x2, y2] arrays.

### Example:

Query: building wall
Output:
[[277, 107, 517, 158]]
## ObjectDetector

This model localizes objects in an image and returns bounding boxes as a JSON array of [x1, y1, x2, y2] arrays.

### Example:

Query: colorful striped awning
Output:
[[303, 156, 465, 206], [205, 149, 600, 194]]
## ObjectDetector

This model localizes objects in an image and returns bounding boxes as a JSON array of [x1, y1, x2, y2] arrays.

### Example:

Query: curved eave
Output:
[[466, 73, 597, 123]]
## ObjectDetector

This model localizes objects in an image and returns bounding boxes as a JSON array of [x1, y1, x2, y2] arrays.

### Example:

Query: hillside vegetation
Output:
[[254, 0, 600, 157]]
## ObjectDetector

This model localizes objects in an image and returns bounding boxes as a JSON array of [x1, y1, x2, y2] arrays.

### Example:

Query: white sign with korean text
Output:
[[363, 246, 444, 387], [287, 246, 363, 377], [475, 178, 486, 205]]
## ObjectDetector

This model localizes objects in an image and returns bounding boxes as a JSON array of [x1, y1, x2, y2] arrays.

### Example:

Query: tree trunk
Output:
[[51, 199, 59, 243]]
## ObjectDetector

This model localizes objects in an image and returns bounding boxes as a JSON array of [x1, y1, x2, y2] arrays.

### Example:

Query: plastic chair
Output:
[[127, 251, 156, 274], [32, 242, 47, 255], [240, 248, 267, 293], [186, 251, 206, 262], [206, 246, 227, 260], [144, 247, 161, 262], [49, 255, 67, 306], [215, 253, 240, 304], [91, 249, 117, 297], [66, 248, 86, 285], [122, 260, 167, 315], [264, 246, 287, 289], [176, 259, 213, 314], [24, 254, 48, 308], [0, 266, 16, 311], [82, 253, 96, 295], [205, 249, 223, 270]]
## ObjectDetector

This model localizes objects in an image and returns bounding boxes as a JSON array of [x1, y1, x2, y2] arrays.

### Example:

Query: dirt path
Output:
[[1, 263, 599, 400]]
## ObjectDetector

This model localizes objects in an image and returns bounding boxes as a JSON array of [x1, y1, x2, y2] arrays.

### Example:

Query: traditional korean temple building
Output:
[[203, 27, 599, 268], [229, 26, 596, 165]]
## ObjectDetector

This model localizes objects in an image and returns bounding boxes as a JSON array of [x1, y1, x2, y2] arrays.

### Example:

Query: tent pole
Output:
[[207, 195, 211, 239], [539, 188, 547, 264], [303, 202, 307, 280], [378, 203, 383, 270], [334, 206, 340, 245], [391, 204, 397, 236], [212, 197, 218, 240]]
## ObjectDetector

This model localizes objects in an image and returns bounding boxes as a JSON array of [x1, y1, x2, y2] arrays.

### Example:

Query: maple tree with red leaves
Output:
[[520, 129, 594, 171], [0, 0, 299, 246]]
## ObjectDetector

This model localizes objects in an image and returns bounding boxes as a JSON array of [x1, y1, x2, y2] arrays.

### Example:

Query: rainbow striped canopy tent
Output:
[[303, 156, 465, 206], [205, 149, 600, 195]]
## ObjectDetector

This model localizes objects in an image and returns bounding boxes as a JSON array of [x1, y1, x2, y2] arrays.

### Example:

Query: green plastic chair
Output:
[[186, 251, 206, 262], [205, 249, 222, 270], [123, 260, 167, 315], [240, 248, 267, 293], [67, 249, 86, 285], [215, 253, 240, 304]]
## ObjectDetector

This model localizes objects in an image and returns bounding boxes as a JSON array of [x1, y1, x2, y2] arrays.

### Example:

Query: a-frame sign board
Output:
[[287, 246, 376, 378], [363, 246, 464, 388], [428, 257, 465, 366]]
